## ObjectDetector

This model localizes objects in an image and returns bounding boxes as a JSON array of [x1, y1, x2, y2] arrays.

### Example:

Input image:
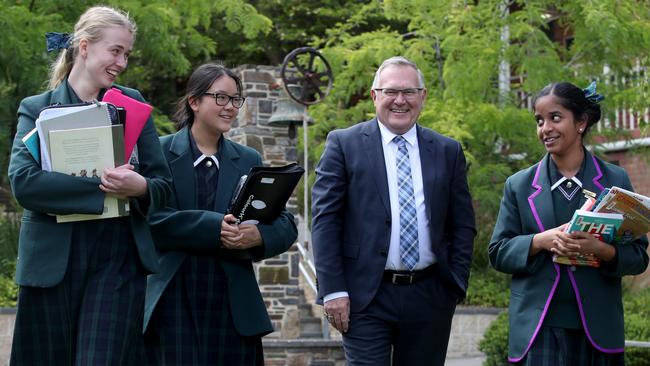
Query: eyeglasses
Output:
[[374, 88, 424, 99], [203, 92, 246, 108]]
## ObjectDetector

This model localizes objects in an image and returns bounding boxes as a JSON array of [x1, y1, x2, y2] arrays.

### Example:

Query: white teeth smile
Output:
[[544, 137, 558, 143], [391, 109, 408, 113]]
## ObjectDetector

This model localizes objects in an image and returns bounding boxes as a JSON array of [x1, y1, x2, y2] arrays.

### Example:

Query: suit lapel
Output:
[[168, 128, 196, 210], [417, 125, 434, 221], [214, 139, 244, 213], [527, 155, 556, 232], [361, 120, 391, 218]]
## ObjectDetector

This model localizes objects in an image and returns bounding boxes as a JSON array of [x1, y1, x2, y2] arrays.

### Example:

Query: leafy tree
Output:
[[0, 0, 272, 183]]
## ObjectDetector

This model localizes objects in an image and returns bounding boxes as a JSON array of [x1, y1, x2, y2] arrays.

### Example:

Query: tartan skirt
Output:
[[511, 326, 625, 366], [142, 255, 263, 366], [10, 217, 146, 366]]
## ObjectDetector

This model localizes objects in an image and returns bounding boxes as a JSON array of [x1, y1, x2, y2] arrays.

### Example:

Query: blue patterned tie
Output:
[[394, 136, 419, 270]]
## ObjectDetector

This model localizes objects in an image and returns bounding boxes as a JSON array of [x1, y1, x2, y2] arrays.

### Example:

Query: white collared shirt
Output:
[[377, 120, 435, 270]]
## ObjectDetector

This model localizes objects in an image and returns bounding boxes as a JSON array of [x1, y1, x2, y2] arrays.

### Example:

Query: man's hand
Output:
[[324, 296, 350, 333]]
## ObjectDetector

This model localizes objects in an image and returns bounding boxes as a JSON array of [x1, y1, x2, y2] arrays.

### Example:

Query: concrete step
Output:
[[299, 330, 323, 339], [298, 302, 313, 318], [300, 317, 322, 334]]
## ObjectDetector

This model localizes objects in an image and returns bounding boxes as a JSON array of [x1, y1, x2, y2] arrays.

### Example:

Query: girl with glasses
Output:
[[142, 63, 297, 365], [8, 6, 171, 365]]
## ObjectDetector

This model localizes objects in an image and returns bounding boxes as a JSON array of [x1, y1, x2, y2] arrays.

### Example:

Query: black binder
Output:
[[228, 163, 305, 224]]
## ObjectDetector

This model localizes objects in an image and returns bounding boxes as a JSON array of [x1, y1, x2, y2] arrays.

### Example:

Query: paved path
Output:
[[446, 356, 486, 366]]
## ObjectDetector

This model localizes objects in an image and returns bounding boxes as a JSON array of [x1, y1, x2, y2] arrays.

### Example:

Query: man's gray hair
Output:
[[371, 56, 425, 89]]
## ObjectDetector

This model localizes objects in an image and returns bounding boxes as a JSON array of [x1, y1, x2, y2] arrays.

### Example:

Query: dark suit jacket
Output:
[[311, 119, 476, 313], [489, 151, 649, 361], [143, 127, 297, 337], [8, 80, 172, 287]]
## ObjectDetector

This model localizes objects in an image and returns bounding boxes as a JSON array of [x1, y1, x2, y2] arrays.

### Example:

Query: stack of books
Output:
[[21, 88, 152, 223], [554, 186, 650, 267]]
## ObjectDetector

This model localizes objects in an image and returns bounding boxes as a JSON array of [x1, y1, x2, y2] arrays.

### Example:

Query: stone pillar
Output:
[[229, 65, 302, 337]]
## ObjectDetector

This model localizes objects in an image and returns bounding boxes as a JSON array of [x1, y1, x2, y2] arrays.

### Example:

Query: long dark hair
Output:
[[533, 82, 602, 138], [173, 63, 244, 129]]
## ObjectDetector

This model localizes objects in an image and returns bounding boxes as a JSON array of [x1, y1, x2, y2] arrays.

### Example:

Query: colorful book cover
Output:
[[21, 127, 40, 164], [102, 88, 152, 161], [553, 209, 624, 267], [594, 186, 650, 243]]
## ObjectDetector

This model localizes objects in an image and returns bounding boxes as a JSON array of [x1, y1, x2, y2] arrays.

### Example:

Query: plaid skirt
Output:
[[511, 326, 625, 366], [10, 217, 146, 366], [142, 255, 263, 366]]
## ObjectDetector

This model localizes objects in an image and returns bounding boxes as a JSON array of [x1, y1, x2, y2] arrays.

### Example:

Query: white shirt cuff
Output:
[[324, 291, 349, 303]]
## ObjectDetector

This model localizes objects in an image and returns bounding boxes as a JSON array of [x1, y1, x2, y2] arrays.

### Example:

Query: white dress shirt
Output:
[[377, 121, 435, 270]]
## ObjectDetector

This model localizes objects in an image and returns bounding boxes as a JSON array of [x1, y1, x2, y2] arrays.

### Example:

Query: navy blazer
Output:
[[8, 80, 172, 286], [311, 119, 476, 313], [489, 151, 649, 361], [144, 127, 297, 336]]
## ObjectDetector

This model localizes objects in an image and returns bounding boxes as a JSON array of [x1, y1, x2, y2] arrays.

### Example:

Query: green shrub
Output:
[[479, 288, 650, 366], [463, 269, 510, 308], [0, 212, 19, 306], [478, 310, 509, 366]]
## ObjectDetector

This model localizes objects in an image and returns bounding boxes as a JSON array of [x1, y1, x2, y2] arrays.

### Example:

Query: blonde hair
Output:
[[48, 6, 137, 89]]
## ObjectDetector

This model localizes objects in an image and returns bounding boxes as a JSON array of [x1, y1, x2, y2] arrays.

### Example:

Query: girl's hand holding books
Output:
[[100, 164, 148, 198]]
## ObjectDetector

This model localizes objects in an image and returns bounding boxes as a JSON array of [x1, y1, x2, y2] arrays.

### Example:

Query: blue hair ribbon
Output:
[[45, 32, 73, 52], [583, 81, 604, 104]]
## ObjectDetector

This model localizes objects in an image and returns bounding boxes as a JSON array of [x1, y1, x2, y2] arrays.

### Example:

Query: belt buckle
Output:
[[391, 273, 413, 285]]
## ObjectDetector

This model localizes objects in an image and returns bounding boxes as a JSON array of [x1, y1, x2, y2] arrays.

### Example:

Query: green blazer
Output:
[[143, 127, 297, 336], [8, 80, 172, 287], [489, 151, 649, 362]]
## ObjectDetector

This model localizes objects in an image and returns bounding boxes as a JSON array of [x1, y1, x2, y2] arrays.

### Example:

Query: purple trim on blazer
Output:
[[508, 263, 561, 363], [527, 163, 544, 233], [566, 268, 625, 353], [591, 154, 604, 191], [510, 161, 562, 363]]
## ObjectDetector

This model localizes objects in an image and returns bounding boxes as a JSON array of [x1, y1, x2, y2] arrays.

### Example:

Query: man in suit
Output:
[[311, 56, 476, 365]]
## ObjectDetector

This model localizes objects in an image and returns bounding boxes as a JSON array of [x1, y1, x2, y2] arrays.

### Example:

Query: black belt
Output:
[[383, 264, 436, 285]]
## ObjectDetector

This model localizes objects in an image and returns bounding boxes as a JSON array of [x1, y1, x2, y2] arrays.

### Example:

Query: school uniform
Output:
[[489, 150, 648, 365], [142, 127, 297, 365], [7, 79, 172, 365]]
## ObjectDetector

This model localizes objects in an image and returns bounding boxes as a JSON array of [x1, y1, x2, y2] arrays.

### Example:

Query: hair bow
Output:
[[583, 81, 604, 104], [45, 32, 73, 52]]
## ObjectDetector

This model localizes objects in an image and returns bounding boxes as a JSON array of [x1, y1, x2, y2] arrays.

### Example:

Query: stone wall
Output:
[[231, 64, 305, 337]]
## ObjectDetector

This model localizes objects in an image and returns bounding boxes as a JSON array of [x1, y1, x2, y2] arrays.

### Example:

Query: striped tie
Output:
[[394, 136, 419, 270]]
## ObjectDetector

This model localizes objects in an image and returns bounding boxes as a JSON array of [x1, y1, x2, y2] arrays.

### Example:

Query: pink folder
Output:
[[102, 88, 153, 160]]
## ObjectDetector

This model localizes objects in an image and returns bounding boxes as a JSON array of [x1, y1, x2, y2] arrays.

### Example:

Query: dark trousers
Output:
[[10, 219, 146, 366], [343, 273, 457, 366]]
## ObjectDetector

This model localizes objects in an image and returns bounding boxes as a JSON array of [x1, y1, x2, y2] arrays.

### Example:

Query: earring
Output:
[[578, 128, 583, 133]]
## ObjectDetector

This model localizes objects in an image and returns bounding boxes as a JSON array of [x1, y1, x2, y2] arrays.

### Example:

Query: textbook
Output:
[[228, 163, 305, 224], [593, 186, 650, 243], [35, 103, 114, 171], [21, 128, 40, 164], [553, 210, 624, 267], [49, 124, 129, 223], [102, 88, 152, 161]]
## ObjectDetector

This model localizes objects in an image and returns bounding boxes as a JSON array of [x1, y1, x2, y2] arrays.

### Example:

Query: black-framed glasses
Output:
[[203, 92, 246, 108], [374, 88, 424, 99]]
